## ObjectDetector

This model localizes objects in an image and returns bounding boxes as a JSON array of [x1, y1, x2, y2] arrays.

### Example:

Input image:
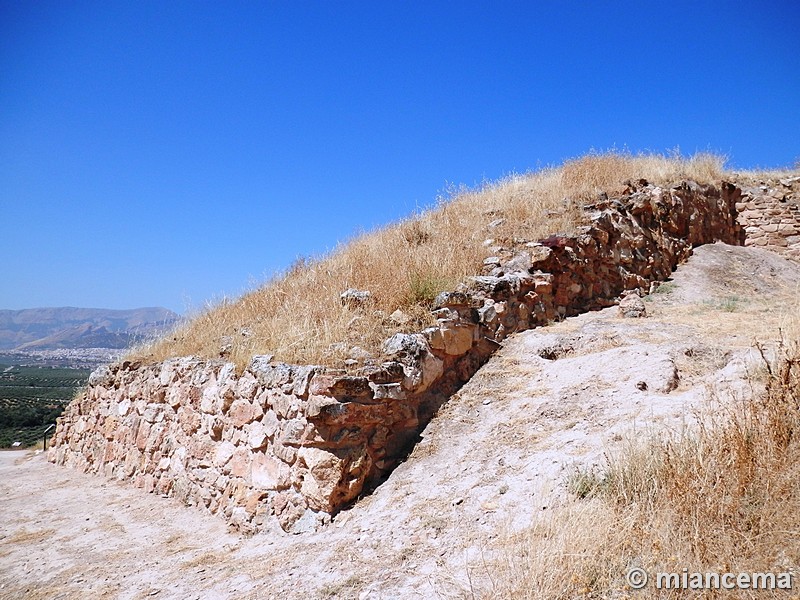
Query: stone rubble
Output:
[[618, 290, 647, 318], [339, 288, 372, 310], [49, 177, 798, 534]]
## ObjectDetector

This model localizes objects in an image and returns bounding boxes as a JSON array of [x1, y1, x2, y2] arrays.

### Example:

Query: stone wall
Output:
[[736, 175, 800, 261], [49, 179, 745, 533]]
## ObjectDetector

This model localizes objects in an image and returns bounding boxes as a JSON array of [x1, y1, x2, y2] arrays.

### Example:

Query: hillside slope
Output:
[[2, 243, 798, 599], [0, 307, 179, 350], [136, 153, 728, 368]]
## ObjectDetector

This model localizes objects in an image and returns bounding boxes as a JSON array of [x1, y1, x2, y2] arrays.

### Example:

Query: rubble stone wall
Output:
[[49, 179, 747, 533], [735, 175, 800, 261]]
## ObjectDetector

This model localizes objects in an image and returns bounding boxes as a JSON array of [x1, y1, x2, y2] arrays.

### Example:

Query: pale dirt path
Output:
[[1, 243, 797, 600], [0, 451, 28, 469]]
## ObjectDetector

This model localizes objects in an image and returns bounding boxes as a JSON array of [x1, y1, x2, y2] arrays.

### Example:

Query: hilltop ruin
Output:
[[48, 171, 800, 533]]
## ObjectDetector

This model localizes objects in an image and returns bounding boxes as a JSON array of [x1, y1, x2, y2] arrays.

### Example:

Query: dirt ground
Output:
[[1, 243, 798, 600], [0, 452, 28, 469]]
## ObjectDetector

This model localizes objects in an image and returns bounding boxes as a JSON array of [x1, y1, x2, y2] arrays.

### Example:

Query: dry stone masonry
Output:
[[50, 177, 797, 534], [735, 175, 800, 261]]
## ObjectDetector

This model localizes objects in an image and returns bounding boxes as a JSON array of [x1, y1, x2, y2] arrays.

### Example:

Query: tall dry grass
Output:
[[134, 152, 726, 368], [476, 321, 800, 599]]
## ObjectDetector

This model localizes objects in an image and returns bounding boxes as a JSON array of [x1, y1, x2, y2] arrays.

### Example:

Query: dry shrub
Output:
[[477, 328, 800, 599], [654, 337, 800, 568], [470, 501, 638, 599], [134, 152, 727, 369]]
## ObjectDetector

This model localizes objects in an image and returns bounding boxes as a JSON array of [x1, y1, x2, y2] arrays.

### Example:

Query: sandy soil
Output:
[[0, 451, 28, 469], [1, 243, 798, 600]]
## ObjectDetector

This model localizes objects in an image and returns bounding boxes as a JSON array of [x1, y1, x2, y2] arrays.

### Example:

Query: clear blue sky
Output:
[[2, 1, 798, 314]]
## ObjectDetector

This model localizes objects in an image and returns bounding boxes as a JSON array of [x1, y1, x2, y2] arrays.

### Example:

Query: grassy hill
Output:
[[134, 152, 728, 369]]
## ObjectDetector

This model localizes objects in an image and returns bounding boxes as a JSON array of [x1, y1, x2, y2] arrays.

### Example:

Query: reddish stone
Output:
[[135, 421, 151, 451], [228, 399, 254, 428], [230, 447, 252, 479]]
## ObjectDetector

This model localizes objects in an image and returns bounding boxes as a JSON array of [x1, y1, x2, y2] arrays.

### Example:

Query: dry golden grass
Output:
[[731, 167, 800, 182], [133, 152, 726, 369], [476, 319, 800, 599]]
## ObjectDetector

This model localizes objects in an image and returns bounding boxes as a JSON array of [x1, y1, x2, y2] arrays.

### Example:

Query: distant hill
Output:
[[0, 307, 180, 350]]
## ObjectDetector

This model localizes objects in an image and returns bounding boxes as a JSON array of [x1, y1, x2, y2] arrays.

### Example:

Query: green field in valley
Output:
[[0, 364, 90, 448]]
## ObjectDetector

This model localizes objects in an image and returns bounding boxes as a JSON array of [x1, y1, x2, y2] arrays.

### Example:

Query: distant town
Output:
[[0, 306, 179, 368], [0, 348, 122, 369]]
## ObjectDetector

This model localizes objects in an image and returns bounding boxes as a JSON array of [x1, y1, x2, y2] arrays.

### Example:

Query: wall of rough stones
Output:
[[735, 175, 800, 261], [49, 179, 746, 533]]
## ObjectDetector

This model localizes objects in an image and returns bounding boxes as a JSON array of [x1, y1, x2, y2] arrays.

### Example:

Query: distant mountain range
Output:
[[0, 307, 180, 351]]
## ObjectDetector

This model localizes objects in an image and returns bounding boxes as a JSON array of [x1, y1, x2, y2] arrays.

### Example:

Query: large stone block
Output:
[[440, 325, 474, 356], [297, 447, 343, 512], [251, 453, 291, 491]]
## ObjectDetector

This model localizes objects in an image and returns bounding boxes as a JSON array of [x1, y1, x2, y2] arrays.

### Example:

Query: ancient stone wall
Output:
[[49, 179, 745, 533], [736, 175, 800, 261]]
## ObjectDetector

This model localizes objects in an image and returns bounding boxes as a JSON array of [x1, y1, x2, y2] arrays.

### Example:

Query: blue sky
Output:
[[1, 1, 798, 314]]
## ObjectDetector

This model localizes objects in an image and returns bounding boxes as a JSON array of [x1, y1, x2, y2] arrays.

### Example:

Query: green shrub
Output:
[[405, 272, 454, 307]]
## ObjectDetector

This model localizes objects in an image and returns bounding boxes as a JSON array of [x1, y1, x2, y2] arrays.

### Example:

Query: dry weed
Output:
[[471, 500, 643, 599]]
